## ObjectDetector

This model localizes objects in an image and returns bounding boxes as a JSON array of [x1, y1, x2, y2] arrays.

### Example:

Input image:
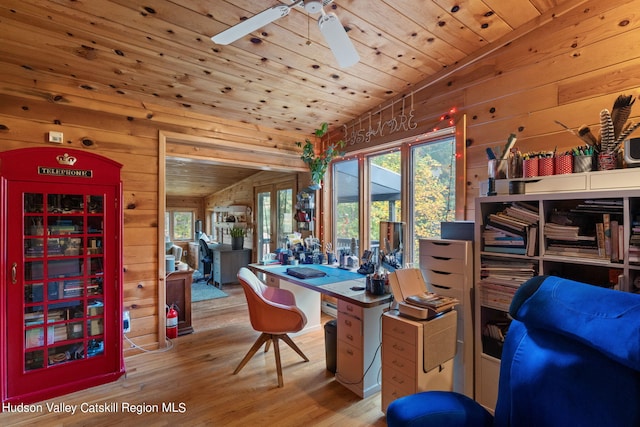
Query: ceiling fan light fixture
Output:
[[303, 1, 323, 14]]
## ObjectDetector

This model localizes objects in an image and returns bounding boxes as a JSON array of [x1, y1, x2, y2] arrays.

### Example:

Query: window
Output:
[[330, 128, 457, 265], [410, 133, 456, 263], [333, 159, 360, 256], [165, 210, 194, 242]]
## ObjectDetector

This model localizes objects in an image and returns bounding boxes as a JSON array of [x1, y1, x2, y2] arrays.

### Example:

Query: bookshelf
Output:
[[474, 188, 640, 411]]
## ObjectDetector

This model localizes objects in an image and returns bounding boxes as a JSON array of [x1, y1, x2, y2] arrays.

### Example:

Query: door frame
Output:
[[157, 131, 306, 345]]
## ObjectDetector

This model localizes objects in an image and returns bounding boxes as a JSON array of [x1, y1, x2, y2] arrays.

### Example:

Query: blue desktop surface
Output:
[[264, 264, 364, 286]]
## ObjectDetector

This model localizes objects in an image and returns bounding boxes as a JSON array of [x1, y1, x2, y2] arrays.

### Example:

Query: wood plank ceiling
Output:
[[1, 0, 572, 197]]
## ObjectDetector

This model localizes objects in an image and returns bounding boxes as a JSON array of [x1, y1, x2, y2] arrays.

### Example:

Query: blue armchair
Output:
[[386, 275, 640, 427]]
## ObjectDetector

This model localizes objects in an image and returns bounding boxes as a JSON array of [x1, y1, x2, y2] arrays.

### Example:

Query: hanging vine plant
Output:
[[296, 122, 346, 188]]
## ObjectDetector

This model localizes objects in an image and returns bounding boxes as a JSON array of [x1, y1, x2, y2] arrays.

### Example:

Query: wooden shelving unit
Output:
[[474, 184, 640, 411]]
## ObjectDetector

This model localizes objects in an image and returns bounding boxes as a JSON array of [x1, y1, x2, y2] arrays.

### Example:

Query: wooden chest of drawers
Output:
[[381, 311, 456, 412]]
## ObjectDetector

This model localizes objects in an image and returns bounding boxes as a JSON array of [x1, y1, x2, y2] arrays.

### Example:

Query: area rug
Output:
[[191, 281, 228, 302]]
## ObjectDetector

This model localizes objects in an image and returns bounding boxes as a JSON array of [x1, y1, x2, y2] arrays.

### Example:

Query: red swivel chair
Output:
[[233, 267, 309, 387]]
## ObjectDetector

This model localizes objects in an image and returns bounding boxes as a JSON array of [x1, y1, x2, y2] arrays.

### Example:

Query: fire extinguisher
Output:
[[166, 304, 178, 339]]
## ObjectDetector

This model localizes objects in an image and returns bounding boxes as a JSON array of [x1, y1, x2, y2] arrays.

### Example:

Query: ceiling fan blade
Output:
[[318, 12, 360, 68], [212, 5, 292, 45]]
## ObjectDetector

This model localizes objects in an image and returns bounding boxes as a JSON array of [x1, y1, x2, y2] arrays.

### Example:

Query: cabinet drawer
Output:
[[420, 240, 466, 259], [420, 255, 465, 273], [336, 341, 363, 384], [337, 299, 363, 319], [383, 344, 416, 376], [382, 365, 416, 393], [337, 313, 362, 348], [422, 269, 465, 292], [383, 333, 417, 363], [382, 378, 415, 413], [382, 315, 418, 346]]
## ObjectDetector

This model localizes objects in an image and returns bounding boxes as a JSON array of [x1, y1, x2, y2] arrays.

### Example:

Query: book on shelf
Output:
[[484, 223, 525, 239], [611, 220, 619, 262], [572, 199, 623, 215], [603, 213, 611, 258], [596, 222, 606, 257], [618, 223, 624, 263], [483, 246, 526, 255], [543, 222, 593, 241], [526, 225, 538, 257], [495, 211, 535, 228], [504, 205, 539, 224]]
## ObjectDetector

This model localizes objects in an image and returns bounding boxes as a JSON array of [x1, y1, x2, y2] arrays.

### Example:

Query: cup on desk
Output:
[[369, 277, 386, 295]]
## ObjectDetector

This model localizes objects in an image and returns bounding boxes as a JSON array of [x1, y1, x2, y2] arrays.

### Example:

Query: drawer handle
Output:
[[431, 269, 451, 275], [432, 242, 450, 246], [347, 305, 354, 312], [344, 319, 352, 327], [392, 327, 405, 335], [432, 256, 452, 260], [392, 376, 404, 385], [346, 349, 354, 356], [347, 334, 354, 341], [392, 360, 404, 368], [392, 343, 405, 352], [432, 283, 451, 290]]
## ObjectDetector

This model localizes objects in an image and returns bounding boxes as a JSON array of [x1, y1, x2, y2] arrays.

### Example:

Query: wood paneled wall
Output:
[[2, 0, 639, 351]]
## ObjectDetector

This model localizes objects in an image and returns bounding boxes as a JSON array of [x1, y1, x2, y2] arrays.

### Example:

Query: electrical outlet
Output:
[[123, 311, 131, 333]]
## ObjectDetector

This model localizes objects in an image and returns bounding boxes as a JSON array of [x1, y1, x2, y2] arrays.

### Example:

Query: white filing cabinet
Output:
[[335, 299, 387, 398], [381, 310, 457, 412], [419, 238, 474, 397]]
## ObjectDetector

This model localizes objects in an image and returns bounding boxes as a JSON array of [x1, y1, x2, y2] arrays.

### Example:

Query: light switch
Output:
[[48, 131, 63, 143]]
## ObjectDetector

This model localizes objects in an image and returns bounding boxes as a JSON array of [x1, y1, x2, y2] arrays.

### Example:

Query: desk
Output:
[[249, 264, 392, 398], [211, 246, 251, 287]]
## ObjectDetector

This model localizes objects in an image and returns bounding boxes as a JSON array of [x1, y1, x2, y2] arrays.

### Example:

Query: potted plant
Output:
[[230, 226, 245, 250], [296, 122, 346, 189]]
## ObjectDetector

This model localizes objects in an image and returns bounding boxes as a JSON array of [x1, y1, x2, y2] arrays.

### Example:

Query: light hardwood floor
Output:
[[0, 284, 388, 426]]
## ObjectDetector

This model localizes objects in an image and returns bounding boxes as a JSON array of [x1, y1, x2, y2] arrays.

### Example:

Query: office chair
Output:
[[198, 238, 213, 285], [233, 267, 309, 387], [386, 275, 640, 427]]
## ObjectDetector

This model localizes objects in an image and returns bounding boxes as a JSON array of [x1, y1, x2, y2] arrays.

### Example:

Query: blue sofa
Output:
[[386, 275, 640, 427]]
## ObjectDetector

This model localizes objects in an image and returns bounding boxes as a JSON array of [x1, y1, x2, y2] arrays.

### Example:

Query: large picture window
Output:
[[330, 128, 457, 265]]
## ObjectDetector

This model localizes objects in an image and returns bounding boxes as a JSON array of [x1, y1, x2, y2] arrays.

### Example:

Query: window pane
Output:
[[368, 151, 401, 259], [411, 135, 456, 264], [277, 188, 293, 246], [257, 191, 271, 260], [333, 159, 359, 256], [172, 211, 193, 240]]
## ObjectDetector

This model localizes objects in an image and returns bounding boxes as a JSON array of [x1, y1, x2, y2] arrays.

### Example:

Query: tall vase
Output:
[[231, 236, 243, 250]]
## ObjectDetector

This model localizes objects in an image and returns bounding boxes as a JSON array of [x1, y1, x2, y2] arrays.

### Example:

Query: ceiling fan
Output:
[[211, 0, 360, 68]]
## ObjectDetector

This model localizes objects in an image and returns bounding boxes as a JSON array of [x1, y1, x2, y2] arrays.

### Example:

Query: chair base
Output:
[[233, 332, 309, 387]]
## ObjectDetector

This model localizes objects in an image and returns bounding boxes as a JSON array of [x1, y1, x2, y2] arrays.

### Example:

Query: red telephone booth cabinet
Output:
[[0, 147, 124, 406]]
